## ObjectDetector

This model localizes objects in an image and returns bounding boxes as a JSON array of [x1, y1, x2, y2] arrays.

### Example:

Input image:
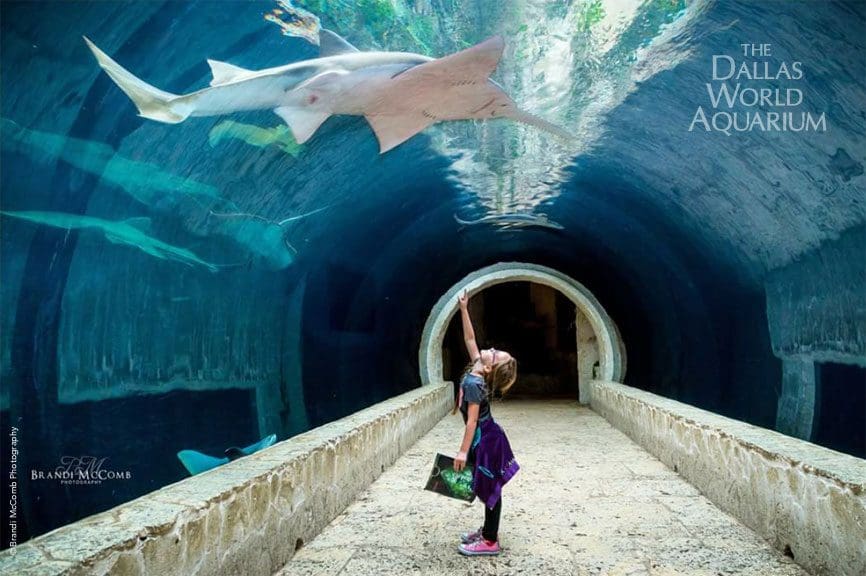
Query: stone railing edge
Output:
[[589, 380, 866, 576], [0, 382, 452, 576], [593, 381, 866, 487]]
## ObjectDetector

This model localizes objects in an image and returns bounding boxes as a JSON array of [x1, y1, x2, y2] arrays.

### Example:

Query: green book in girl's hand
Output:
[[424, 453, 476, 502]]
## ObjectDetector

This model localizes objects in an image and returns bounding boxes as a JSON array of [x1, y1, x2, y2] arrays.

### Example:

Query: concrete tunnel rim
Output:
[[418, 262, 625, 395]]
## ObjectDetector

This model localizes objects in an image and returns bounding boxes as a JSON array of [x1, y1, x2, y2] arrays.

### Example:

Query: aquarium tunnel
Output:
[[0, 0, 864, 554]]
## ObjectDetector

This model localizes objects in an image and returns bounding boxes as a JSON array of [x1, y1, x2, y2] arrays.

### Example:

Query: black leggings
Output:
[[468, 448, 502, 542], [482, 497, 502, 542]]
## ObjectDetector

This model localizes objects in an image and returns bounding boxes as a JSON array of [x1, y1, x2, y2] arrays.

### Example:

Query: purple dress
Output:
[[459, 373, 520, 508]]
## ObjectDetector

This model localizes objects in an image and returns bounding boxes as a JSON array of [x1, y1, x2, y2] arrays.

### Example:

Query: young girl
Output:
[[452, 289, 520, 556]]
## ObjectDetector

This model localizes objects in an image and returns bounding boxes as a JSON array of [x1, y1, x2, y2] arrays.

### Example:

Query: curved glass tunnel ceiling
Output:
[[0, 0, 864, 545]]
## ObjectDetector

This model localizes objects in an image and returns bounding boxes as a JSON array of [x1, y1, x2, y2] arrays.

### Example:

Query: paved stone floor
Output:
[[276, 400, 810, 576]]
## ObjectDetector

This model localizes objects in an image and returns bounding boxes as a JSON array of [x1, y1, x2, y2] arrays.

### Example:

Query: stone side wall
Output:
[[590, 381, 866, 576], [0, 383, 452, 576]]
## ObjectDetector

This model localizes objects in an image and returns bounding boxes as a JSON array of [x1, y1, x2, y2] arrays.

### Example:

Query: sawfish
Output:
[[1, 211, 219, 272], [1, 118, 223, 206], [454, 212, 565, 231], [84, 29, 570, 153], [0, 118, 302, 269]]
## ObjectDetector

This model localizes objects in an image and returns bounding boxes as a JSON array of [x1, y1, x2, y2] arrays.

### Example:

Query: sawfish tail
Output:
[[84, 37, 192, 124]]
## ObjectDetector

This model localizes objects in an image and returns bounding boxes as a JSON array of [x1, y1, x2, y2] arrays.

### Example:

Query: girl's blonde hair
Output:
[[451, 356, 518, 414], [489, 357, 518, 397]]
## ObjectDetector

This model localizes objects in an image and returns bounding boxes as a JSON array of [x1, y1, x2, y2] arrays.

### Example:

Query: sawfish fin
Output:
[[319, 29, 360, 56], [207, 59, 254, 87], [274, 106, 331, 144], [392, 36, 504, 85], [294, 70, 347, 92], [365, 114, 435, 154], [274, 71, 345, 143]]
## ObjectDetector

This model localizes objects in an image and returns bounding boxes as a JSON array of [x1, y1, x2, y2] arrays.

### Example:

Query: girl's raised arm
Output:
[[458, 290, 481, 362]]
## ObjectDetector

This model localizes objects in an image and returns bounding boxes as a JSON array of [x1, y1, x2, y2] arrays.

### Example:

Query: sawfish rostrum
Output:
[[84, 30, 570, 153]]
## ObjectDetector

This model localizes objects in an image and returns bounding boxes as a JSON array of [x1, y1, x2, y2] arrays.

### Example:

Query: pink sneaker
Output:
[[460, 527, 483, 544], [458, 538, 501, 556]]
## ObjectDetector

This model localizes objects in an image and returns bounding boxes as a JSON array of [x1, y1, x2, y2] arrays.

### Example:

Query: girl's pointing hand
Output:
[[458, 289, 469, 310]]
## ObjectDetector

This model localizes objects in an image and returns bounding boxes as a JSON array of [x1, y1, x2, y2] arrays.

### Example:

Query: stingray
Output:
[[177, 434, 277, 475]]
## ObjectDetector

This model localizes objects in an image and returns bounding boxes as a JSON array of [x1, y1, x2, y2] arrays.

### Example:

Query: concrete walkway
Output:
[[276, 400, 810, 576]]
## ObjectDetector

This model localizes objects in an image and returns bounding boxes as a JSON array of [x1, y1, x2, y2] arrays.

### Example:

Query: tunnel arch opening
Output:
[[441, 282, 581, 398], [419, 263, 625, 403]]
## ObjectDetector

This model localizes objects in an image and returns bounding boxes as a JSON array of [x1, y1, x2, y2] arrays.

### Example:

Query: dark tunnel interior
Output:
[[443, 283, 580, 399]]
